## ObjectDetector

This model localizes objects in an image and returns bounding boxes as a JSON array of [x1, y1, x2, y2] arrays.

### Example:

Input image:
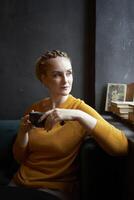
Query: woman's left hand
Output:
[[39, 108, 79, 131]]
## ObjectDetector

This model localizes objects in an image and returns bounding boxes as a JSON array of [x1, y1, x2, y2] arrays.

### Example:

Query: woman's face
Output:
[[41, 56, 73, 97]]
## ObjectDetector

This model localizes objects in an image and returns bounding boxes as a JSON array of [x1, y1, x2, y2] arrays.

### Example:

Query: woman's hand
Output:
[[39, 108, 79, 131], [39, 108, 97, 132], [20, 114, 33, 133], [14, 112, 35, 152]]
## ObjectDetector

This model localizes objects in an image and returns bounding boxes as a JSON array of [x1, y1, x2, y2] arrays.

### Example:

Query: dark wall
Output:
[[96, 0, 134, 113], [0, 0, 95, 119]]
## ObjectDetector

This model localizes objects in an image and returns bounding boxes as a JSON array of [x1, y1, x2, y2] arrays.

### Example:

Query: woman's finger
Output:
[[39, 110, 53, 122], [44, 113, 59, 131]]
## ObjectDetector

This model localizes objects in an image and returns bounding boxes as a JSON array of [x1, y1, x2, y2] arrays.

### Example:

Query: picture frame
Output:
[[105, 83, 127, 111]]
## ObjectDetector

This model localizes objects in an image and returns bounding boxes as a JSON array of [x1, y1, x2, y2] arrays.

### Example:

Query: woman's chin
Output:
[[60, 92, 70, 96], [59, 90, 71, 96]]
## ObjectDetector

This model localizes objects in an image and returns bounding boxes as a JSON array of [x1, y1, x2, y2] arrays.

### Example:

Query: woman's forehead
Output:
[[46, 57, 72, 71]]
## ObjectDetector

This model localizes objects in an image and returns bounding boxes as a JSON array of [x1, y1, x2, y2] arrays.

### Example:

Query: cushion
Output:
[[0, 120, 20, 166], [0, 120, 20, 184]]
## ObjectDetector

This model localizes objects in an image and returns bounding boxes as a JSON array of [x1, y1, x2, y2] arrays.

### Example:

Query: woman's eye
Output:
[[53, 73, 61, 78], [67, 71, 72, 76], [52, 71, 72, 78]]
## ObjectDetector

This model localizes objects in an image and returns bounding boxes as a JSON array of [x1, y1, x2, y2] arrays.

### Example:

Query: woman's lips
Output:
[[61, 86, 70, 90]]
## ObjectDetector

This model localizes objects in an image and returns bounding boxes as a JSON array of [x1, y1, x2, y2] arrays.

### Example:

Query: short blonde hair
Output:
[[35, 50, 70, 81]]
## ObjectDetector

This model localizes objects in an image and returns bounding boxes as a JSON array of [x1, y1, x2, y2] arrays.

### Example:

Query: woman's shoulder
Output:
[[73, 96, 104, 119], [65, 94, 86, 109], [70, 95, 98, 113], [24, 97, 50, 114]]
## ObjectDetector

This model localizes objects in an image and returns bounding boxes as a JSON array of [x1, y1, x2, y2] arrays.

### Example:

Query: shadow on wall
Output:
[[100, 86, 107, 114]]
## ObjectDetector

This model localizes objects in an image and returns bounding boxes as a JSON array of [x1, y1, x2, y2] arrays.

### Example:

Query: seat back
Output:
[[0, 120, 20, 184]]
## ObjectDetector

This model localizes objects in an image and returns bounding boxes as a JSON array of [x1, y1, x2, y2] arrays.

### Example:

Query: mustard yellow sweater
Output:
[[13, 95, 127, 192]]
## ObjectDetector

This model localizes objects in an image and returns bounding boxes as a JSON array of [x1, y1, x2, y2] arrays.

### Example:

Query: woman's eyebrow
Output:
[[66, 68, 73, 72], [51, 68, 72, 73]]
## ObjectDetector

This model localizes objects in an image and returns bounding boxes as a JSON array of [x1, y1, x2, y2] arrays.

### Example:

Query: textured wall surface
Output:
[[0, 0, 90, 119], [96, 0, 134, 113]]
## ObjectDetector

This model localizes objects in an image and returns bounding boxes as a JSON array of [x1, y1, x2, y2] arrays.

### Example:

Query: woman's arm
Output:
[[40, 108, 128, 156], [75, 110, 128, 156], [13, 114, 32, 163]]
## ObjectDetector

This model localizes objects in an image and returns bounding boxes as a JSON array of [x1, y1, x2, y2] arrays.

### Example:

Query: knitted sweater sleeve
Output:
[[78, 101, 128, 156]]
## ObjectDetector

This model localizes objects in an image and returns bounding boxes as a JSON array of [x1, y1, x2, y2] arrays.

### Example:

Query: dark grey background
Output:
[[0, 0, 95, 119], [96, 0, 134, 112], [1, 0, 134, 119]]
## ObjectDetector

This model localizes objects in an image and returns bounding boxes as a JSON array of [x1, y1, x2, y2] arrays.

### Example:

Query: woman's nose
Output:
[[62, 74, 68, 83]]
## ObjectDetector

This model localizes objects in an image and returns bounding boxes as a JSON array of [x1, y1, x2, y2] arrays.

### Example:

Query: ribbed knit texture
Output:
[[13, 95, 127, 192]]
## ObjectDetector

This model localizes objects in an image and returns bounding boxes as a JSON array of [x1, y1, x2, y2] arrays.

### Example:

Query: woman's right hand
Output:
[[20, 114, 33, 133]]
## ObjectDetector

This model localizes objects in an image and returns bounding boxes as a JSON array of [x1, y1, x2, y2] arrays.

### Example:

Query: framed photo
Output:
[[105, 83, 127, 111]]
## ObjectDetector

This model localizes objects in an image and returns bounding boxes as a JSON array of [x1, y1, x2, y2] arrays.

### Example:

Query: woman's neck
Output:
[[50, 95, 69, 108]]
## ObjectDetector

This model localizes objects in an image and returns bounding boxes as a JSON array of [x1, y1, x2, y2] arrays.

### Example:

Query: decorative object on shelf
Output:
[[105, 82, 134, 124], [105, 83, 127, 111], [128, 112, 134, 123], [110, 101, 134, 120]]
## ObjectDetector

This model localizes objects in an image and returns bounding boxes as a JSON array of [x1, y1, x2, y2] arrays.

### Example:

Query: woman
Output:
[[11, 50, 128, 200]]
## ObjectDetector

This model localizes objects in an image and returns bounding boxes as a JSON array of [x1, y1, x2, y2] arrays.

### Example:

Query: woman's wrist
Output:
[[19, 125, 29, 135], [16, 129, 29, 148], [75, 110, 97, 131]]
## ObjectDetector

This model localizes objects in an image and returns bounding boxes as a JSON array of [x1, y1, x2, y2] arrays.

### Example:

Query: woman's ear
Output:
[[41, 74, 47, 86]]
